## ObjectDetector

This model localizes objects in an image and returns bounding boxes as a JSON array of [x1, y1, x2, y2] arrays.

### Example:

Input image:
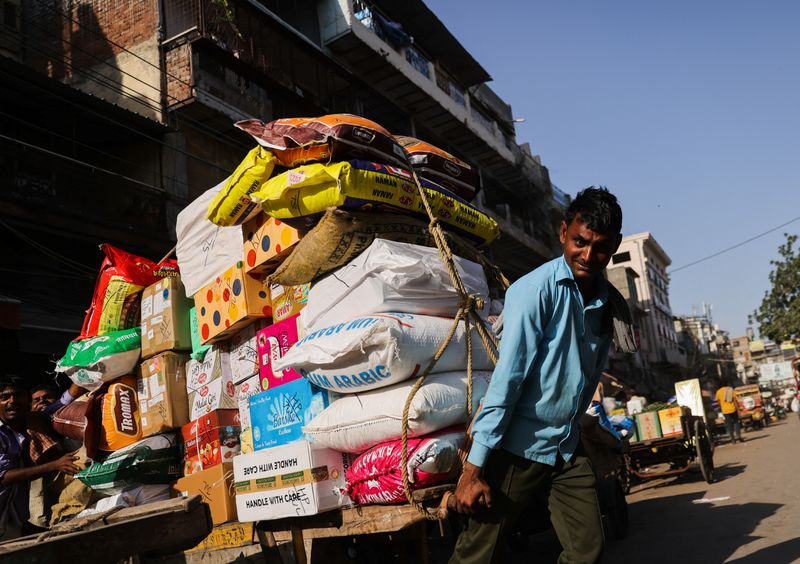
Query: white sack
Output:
[[299, 239, 490, 332], [303, 371, 491, 453], [76, 484, 171, 518], [275, 313, 493, 393], [176, 180, 244, 297]]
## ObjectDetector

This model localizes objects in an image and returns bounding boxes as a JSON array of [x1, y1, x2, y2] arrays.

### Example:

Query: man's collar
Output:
[[556, 256, 575, 282], [557, 256, 610, 307]]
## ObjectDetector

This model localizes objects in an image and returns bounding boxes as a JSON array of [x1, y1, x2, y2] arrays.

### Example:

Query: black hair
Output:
[[31, 384, 59, 396], [0, 376, 26, 393], [564, 186, 622, 235]]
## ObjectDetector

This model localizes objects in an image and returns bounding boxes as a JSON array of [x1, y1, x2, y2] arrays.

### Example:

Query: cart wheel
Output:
[[694, 420, 715, 484], [619, 455, 632, 495]]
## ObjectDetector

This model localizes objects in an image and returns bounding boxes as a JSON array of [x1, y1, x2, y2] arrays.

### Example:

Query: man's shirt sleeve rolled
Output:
[[467, 281, 549, 467]]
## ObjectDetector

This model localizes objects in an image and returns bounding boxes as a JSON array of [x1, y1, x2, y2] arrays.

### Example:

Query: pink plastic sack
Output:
[[345, 428, 464, 505]]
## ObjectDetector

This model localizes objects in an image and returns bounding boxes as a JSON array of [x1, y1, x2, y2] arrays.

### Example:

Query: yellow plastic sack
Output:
[[250, 161, 499, 246], [207, 146, 277, 226]]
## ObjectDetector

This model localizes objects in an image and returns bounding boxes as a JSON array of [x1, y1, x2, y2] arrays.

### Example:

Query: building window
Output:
[[470, 103, 494, 131], [611, 251, 631, 264], [405, 45, 431, 79]]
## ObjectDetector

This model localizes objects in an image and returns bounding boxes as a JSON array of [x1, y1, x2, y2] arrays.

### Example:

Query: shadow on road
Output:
[[605, 492, 784, 563], [727, 537, 800, 563]]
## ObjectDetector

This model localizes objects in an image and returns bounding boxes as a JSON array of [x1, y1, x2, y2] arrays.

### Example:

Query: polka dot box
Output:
[[194, 261, 272, 344], [243, 215, 301, 274]]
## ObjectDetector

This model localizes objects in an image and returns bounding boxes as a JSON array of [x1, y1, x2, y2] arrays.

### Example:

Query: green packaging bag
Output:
[[55, 327, 141, 391]]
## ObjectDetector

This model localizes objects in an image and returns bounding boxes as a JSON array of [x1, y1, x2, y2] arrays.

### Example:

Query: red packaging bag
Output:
[[345, 428, 464, 505], [80, 244, 178, 339]]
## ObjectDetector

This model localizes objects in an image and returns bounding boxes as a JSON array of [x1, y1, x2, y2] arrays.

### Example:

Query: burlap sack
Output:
[[267, 208, 493, 287]]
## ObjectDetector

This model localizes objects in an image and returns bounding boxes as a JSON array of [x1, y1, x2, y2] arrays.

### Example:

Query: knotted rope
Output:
[[398, 162, 504, 521]]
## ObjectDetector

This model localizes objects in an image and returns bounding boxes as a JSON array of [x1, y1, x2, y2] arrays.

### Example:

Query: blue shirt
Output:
[[467, 256, 613, 468]]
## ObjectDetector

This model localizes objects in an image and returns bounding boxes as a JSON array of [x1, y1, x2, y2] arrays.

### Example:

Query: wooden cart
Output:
[[255, 485, 452, 564], [0, 495, 212, 563], [625, 407, 715, 485]]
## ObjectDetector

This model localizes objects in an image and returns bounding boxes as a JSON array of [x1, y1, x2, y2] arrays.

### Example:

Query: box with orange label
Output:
[[194, 262, 272, 344], [658, 407, 684, 437], [181, 409, 241, 476], [243, 215, 301, 274], [269, 283, 309, 323], [175, 463, 237, 526]]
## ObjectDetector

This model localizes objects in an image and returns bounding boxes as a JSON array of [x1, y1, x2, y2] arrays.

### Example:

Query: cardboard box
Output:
[[243, 215, 301, 274], [236, 375, 262, 430], [189, 306, 211, 362], [635, 411, 662, 441], [186, 522, 254, 553], [269, 284, 309, 323], [186, 347, 238, 420], [233, 441, 348, 521], [181, 410, 241, 476], [137, 352, 190, 437], [194, 262, 272, 344], [229, 321, 267, 384], [240, 427, 254, 455], [249, 378, 331, 451], [175, 463, 237, 526], [140, 276, 193, 360], [658, 407, 684, 437], [256, 315, 303, 392]]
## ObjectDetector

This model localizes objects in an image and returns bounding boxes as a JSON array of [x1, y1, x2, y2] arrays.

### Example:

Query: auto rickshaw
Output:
[[734, 384, 766, 430]]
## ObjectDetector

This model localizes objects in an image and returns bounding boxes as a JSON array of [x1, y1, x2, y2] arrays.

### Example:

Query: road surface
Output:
[[601, 414, 800, 563]]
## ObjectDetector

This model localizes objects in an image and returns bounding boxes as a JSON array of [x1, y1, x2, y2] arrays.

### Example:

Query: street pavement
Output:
[[601, 414, 800, 563]]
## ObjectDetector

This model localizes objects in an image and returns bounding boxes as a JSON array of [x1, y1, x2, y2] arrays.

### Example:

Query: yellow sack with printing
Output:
[[207, 146, 277, 226], [250, 160, 499, 246]]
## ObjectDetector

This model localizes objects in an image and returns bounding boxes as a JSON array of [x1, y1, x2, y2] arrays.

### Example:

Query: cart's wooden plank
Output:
[[268, 503, 426, 539], [0, 496, 211, 562], [259, 486, 451, 539]]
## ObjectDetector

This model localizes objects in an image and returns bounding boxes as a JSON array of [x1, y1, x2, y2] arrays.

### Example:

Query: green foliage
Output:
[[751, 233, 800, 343]]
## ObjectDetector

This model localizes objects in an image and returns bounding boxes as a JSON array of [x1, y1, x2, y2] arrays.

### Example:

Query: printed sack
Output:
[[76, 433, 181, 494], [80, 244, 177, 339], [207, 146, 277, 226], [395, 136, 479, 201], [303, 371, 491, 453], [275, 313, 493, 393], [299, 239, 490, 333], [55, 327, 141, 391], [346, 428, 465, 504], [236, 114, 407, 168], [250, 160, 498, 245]]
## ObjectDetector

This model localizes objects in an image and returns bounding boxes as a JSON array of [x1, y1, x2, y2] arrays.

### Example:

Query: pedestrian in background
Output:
[[715, 384, 742, 444]]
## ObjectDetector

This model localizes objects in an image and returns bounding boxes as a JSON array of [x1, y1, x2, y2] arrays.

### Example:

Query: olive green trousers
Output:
[[449, 448, 604, 564]]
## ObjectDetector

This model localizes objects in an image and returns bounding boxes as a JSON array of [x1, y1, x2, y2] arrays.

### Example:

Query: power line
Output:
[[0, 108, 191, 192], [4, 26, 245, 166], [0, 219, 97, 275], [0, 132, 184, 202], [30, 0, 195, 92], [19, 15, 249, 152], [0, 64, 227, 175], [670, 214, 800, 274]]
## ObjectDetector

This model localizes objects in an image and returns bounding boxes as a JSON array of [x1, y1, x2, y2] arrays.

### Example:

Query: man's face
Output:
[[560, 214, 621, 283], [31, 390, 57, 412], [0, 386, 30, 424]]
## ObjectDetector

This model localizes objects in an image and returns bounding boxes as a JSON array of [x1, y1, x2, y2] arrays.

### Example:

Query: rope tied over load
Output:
[[399, 159, 504, 521]]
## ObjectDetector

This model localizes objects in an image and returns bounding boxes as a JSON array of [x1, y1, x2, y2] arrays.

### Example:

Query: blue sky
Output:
[[428, 0, 800, 338]]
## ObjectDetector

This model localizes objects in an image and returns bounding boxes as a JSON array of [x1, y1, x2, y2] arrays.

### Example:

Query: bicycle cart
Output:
[[625, 406, 715, 485]]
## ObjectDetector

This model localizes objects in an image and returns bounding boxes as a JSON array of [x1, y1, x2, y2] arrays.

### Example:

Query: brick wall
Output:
[[24, 0, 159, 79], [165, 43, 193, 104]]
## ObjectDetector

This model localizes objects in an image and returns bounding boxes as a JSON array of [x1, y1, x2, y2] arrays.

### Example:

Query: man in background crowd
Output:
[[0, 376, 82, 540]]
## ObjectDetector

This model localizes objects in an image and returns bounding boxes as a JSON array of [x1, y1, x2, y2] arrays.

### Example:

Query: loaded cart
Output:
[[625, 406, 715, 485]]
